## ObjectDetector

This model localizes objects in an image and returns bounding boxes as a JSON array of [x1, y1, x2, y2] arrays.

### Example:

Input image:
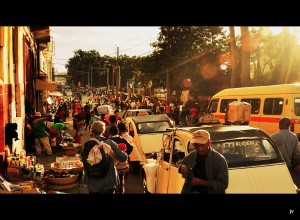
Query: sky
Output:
[[51, 26, 300, 73], [51, 26, 161, 73]]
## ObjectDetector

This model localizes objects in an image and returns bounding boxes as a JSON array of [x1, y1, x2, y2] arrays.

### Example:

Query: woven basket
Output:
[[43, 174, 79, 185], [42, 182, 77, 190], [50, 162, 83, 173]]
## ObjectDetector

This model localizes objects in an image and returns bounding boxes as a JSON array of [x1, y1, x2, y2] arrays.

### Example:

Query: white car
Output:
[[64, 89, 72, 96], [122, 109, 154, 120], [141, 124, 298, 194], [125, 114, 174, 173], [97, 105, 114, 115]]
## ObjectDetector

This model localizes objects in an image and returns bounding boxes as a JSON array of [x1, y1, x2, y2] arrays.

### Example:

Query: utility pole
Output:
[[166, 33, 171, 102], [116, 47, 120, 96], [88, 64, 90, 88], [90, 65, 93, 88]]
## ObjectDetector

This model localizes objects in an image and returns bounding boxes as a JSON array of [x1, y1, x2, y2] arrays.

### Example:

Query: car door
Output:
[[155, 135, 172, 193], [167, 137, 186, 193]]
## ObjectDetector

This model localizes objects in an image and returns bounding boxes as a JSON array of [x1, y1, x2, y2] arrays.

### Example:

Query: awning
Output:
[[40, 70, 48, 78], [49, 91, 63, 97], [35, 79, 56, 91]]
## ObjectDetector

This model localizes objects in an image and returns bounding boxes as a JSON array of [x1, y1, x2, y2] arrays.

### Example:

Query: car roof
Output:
[[175, 125, 270, 141], [129, 114, 172, 123], [126, 109, 152, 112]]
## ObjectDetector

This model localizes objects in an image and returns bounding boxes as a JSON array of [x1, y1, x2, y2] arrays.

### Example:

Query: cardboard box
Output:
[[227, 101, 251, 122]]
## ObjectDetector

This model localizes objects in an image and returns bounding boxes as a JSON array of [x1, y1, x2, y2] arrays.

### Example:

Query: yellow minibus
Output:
[[207, 83, 300, 139]]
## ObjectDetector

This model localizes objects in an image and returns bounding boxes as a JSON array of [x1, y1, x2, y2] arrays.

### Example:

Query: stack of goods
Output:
[[51, 157, 83, 173], [0, 175, 40, 194], [61, 141, 80, 156]]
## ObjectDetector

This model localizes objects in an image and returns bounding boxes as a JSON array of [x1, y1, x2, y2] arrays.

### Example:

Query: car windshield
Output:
[[189, 137, 280, 167], [137, 121, 171, 133]]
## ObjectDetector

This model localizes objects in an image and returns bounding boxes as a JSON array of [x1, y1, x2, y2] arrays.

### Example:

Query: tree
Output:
[[65, 49, 103, 87], [240, 26, 251, 87], [229, 26, 239, 88], [152, 26, 229, 100]]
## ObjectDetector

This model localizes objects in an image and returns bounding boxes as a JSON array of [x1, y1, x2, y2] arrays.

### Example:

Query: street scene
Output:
[[0, 27, 300, 198]]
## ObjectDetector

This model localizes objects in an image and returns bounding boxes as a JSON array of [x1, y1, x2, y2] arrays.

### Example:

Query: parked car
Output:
[[141, 124, 298, 193], [125, 114, 174, 173], [122, 109, 154, 120], [97, 105, 114, 115], [64, 89, 72, 96]]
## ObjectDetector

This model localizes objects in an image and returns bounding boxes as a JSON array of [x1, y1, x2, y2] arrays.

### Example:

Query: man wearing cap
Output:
[[33, 112, 52, 156], [178, 129, 228, 194]]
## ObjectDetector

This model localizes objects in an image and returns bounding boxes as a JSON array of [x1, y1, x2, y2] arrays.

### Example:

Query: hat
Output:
[[190, 130, 210, 144], [34, 112, 42, 117], [117, 143, 127, 152], [91, 121, 105, 134]]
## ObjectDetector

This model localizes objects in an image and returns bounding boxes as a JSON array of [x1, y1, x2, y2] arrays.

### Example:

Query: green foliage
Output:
[[152, 26, 230, 97]]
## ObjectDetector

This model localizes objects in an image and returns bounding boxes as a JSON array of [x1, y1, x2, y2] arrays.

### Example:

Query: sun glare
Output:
[[270, 26, 300, 45], [224, 26, 300, 45]]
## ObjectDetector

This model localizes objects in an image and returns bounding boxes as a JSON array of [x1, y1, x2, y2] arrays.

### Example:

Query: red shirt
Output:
[[190, 107, 198, 117]]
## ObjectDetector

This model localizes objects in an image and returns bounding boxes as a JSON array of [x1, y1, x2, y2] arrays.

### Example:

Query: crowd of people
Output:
[[23, 89, 300, 194]]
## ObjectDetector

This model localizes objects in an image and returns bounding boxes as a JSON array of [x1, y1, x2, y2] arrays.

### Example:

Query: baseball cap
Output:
[[190, 130, 210, 144]]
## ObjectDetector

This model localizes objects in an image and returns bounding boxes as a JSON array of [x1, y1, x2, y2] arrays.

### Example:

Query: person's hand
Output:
[[180, 165, 189, 179], [190, 177, 202, 185]]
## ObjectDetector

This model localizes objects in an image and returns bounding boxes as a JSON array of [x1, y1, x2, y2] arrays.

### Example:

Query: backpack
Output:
[[83, 139, 111, 179]]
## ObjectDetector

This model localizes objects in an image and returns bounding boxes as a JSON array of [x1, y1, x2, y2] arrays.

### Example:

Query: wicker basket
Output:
[[50, 162, 83, 173], [43, 174, 79, 185], [42, 182, 78, 190]]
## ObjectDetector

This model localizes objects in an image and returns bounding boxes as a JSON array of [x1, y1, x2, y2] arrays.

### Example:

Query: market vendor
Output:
[[33, 112, 52, 156], [49, 121, 68, 153]]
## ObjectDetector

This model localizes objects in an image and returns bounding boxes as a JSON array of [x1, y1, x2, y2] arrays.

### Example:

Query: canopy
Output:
[[49, 91, 63, 97], [35, 79, 56, 91]]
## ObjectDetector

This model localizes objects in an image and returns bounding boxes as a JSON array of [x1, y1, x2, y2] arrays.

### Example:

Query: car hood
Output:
[[226, 163, 297, 193], [139, 133, 164, 153]]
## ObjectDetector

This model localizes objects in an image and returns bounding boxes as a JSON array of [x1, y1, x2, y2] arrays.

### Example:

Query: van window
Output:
[[295, 98, 300, 116], [241, 98, 261, 114], [220, 99, 237, 113], [263, 98, 284, 115], [208, 98, 219, 113]]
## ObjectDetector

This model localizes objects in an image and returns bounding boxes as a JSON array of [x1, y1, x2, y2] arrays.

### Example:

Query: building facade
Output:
[[0, 26, 53, 159]]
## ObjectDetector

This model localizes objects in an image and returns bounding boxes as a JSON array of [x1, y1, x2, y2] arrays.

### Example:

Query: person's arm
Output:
[[123, 138, 134, 155], [106, 139, 128, 162], [207, 154, 229, 193], [178, 153, 193, 179]]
